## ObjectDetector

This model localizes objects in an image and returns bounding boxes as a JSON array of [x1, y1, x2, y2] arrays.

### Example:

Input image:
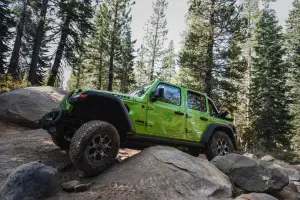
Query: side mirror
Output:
[[151, 88, 164, 101], [218, 110, 229, 118]]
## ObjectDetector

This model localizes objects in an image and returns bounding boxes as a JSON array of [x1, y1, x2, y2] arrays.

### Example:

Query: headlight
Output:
[[72, 93, 88, 99]]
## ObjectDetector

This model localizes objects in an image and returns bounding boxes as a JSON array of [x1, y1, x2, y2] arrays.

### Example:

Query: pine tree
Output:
[[161, 40, 176, 82], [67, 49, 85, 90], [0, 0, 15, 74], [47, 0, 94, 87], [7, 0, 28, 78], [115, 19, 135, 93], [218, 31, 247, 114], [179, 0, 241, 97], [134, 44, 149, 86], [28, 0, 49, 85], [143, 0, 168, 82], [106, 0, 135, 91], [69, 0, 135, 92], [250, 9, 292, 149], [83, 3, 110, 90], [286, 0, 300, 152]]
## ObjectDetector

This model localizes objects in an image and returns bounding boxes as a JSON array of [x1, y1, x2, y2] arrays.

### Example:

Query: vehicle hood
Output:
[[91, 90, 145, 103]]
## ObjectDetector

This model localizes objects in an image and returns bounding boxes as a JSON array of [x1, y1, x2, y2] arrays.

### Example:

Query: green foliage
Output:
[[0, 0, 15, 74], [135, 44, 149, 86], [46, 0, 95, 87], [179, 0, 242, 97], [250, 9, 292, 149], [286, 0, 300, 153], [67, 0, 136, 93], [138, 0, 168, 82], [0, 74, 30, 93], [161, 40, 176, 82]]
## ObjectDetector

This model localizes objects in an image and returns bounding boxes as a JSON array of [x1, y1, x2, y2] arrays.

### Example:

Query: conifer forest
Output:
[[1, 0, 300, 153]]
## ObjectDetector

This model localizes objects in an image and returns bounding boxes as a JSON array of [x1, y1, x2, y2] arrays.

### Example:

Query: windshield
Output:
[[129, 85, 151, 97]]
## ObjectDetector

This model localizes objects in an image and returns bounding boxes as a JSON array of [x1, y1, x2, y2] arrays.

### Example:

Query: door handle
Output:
[[174, 111, 185, 116], [200, 117, 208, 121]]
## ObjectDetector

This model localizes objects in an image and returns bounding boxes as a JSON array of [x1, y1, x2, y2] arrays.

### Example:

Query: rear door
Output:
[[146, 83, 186, 139], [186, 91, 210, 141]]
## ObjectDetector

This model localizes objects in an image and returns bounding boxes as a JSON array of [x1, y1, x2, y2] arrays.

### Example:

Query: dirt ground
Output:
[[0, 120, 140, 187]]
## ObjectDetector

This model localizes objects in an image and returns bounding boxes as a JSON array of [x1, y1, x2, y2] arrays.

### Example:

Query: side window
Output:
[[156, 84, 181, 106], [187, 92, 207, 112], [208, 100, 218, 116]]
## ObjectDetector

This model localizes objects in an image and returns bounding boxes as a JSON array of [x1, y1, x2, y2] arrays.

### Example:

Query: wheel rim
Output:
[[86, 133, 112, 163], [216, 138, 230, 156]]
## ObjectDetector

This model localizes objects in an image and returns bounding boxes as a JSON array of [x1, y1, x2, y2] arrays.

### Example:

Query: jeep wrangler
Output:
[[40, 80, 236, 176]]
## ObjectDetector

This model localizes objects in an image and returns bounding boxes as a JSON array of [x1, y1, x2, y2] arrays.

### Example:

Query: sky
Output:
[[131, 0, 294, 53]]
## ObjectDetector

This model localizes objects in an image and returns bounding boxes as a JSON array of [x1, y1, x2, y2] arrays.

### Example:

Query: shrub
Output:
[[0, 74, 31, 93]]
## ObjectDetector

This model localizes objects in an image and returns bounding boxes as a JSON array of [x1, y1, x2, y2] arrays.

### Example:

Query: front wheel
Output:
[[205, 131, 234, 161], [69, 120, 120, 176]]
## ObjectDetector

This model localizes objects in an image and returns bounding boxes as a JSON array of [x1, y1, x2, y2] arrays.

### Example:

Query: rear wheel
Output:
[[205, 131, 234, 161], [69, 120, 120, 176], [51, 134, 70, 150]]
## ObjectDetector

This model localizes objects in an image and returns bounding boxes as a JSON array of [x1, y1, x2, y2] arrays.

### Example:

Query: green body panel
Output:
[[60, 80, 233, 143], [145, 82, 186, 139]]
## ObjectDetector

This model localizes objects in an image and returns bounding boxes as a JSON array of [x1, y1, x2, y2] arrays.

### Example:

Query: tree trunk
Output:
[[204, 0, 215, 97], [7, 0, 28, 78], [107, 1, 119, 91], [0, 64, 4, 74], [121, 65, 128, 93], [47, 15, 71, 86], [246, 8, 253, 127], [97, 51, 103, 90], [75, 65, 81, 88], [28, 0, 49, 85]]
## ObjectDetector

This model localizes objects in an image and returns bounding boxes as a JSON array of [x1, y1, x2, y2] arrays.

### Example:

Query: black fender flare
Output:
[[202, 123, 237, 149], [69, 90, 136, 135]]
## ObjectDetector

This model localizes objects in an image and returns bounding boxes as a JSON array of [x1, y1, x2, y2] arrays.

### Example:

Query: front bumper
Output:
[[39, 109, 64, 130]]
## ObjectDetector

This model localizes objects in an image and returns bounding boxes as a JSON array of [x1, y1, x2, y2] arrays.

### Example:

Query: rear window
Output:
[[187, 91, 207, 112]]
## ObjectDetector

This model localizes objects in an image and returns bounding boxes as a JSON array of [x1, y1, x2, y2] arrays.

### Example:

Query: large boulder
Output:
[[260, 155, 300, 182], [212, 154, 289, 193], [0, 162, 60, 200], [271, 182, 300, 200], [261, 155, 275, 162], [0, 86, 67, 128], [243, 153, 258, 159], [273, 160, 300, 182], [86, 146, 232, 200], [235, 193, 278, 200]]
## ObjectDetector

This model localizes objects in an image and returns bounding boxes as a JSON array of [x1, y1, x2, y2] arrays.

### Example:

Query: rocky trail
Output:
[[0, 121, 140, 187]]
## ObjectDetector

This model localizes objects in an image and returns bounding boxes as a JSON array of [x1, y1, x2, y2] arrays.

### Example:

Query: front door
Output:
[[186, 91, 210, 141], [146, 83, 185, 139]]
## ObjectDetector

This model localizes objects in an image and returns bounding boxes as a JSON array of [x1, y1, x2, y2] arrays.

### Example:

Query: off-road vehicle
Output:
[[40, 80, 236, 175]]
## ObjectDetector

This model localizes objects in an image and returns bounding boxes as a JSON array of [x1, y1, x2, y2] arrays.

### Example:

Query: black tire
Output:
[[205, 131, 234, 161], [69, 120, 120, 177], [51, 134, 70, 150]]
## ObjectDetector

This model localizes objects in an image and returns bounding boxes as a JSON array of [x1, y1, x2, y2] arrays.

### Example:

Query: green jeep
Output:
[[40, 80, 236, 175]]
